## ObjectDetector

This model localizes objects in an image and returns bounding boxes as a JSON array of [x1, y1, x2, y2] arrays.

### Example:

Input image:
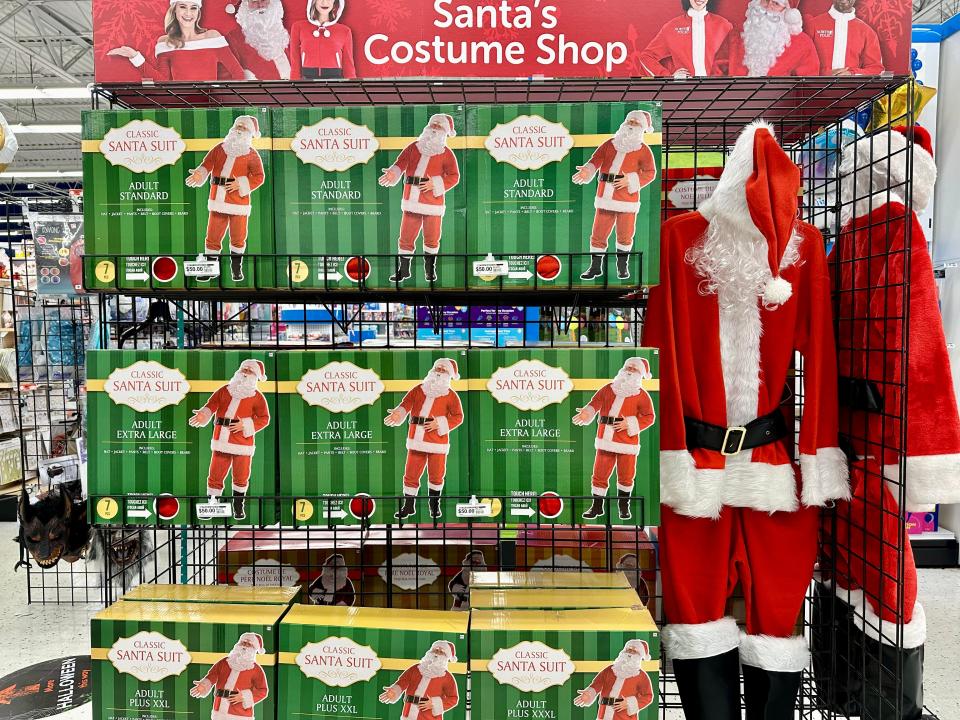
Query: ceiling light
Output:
[[9, 124, 81, 134], [0, 87, 91, 100], [0, 170, 82, 179]]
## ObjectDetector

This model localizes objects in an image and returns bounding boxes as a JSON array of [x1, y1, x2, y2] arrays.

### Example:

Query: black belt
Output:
[[598, 416, 622, 425], [405, 176, 429, 185], [599, 172, 624, 182], [405, 695, 428, 704], [838, 376, 884, 412], [211, 176, 234, 186], [410, 416, 432, 425], [214, 689, 235, 699], [302, 67, 343, 79], [684, 409, 788, 456], [215, 417, 233, 427], [599, 697, 620, 706]]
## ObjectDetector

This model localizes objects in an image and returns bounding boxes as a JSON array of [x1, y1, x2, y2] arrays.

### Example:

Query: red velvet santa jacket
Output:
[[131, 36, 245, 81], [583, 140, 657, 214], [384, 144, 460, 218], [584, 384, 656, 456], [584, 666, 655, 719], [195, 658, 268, 720], [196, 387, 270, 457], [225, 27, 291, 80], [807, 10, 883, 75], [639, 11, 733, 77], [397, 386, 463, 455], [288, 21, 356, 78], [196, 145, 265, 217], [386, 665, 459, 719], [728, 31, 819, 76]]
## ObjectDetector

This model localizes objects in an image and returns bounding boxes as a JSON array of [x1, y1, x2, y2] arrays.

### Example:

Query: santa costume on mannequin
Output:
[[189, 359, 271, 520], [378, 641, 460, 719], [729, 0, 819, 76], [574, 640, 655, 719], [642, 121, 848, 719], [186, 114, 266, 282], [639, 0, 733, 77], [224, 0, 292, 79], [573, 111, 657, 281], [379, 115, 460, 283], [308, 553, 355, 606], [807, 0, 883, 75], [384, 359, 464, 519], [190, 632, 268, 720], [572, 356, 657, 521]]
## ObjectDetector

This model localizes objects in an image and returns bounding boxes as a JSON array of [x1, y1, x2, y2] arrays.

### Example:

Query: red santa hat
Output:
[[623, 639, 651, 661], [432, 358, 460, 380], [429, 640, 457, 663], [429, 114, 457, 138], [234, 114, 261, 138], [239, 358, 267, 381], [624, 357, 652, 378], [763, 0, 803, 34], [238, 632, 265, 654], [624, 110, 653, 133]]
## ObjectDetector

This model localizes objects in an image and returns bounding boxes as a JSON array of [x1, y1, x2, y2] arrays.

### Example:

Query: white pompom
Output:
[[762, 276, 793, 306], [784, 8, 802, 33], [225, 3, 236, 13]]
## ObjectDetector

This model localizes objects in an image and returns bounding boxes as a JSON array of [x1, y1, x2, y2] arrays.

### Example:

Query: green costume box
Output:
[[467, 349, 660, 526], [278, 606, 467, 720], [278, 350, 469, 526], [92, 601, 286, 720], [466, 102, 661, 290], [471, 571, 633, 591], [88, 350, 277, 525], [121, 584, 300, 605], [82, 107, 274, 291], [471, 607, 659, 720], [469, 587, 641, 611], [272, 105, 467, 291]]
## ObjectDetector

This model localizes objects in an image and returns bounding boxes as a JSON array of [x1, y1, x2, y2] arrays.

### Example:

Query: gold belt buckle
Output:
[[721, 426, 747, 456]]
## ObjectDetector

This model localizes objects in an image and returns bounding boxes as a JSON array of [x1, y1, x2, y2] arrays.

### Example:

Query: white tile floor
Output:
[[1, 521, 957, 719]]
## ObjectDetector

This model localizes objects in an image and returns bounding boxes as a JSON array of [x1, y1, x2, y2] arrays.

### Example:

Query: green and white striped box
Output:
[[272, 105, 467, 291], [471, 607, 659, 720], [82, 108, 275, 291], [278, 605, 468, 720], [467, 348, 660, 526], [92, 601, 286, 720], [466, 102, 662, 290], [87, 350, 277, 526], [278, 350, 469, 526]]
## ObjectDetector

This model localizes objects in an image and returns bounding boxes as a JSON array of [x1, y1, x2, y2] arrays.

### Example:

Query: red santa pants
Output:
[[591, 450, 636, 493], [398, 212, 442, 254], [205, 211, 248, 254], [207, 451, 252, 494], [403, 450, 446, 494], [590, 209, 636, 252]]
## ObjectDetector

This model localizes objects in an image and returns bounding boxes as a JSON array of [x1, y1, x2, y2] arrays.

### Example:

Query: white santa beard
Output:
[[237, 1, 289, 60], [223, 130, 254, 158], [741, 2, 791, 76], [227, 372, 258, 399], [612, 653, 643, 679], [611, 370, 644, 398], [612, 126, 645, 153], [418, 655, 449, 678], [422, 371, 452, 398], [417, 129, 448, 158], [227, 646, 257, 671]]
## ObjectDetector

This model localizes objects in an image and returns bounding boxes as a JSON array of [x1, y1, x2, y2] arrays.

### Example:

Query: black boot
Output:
[[394, 496, 416, 519], [580, 254, 604, 280], [389, 255, 412, 283], [428, 489, 442, 518], [743, 664, 802, 720], [230, 254, 244, 282], [581, 494, 605, 519], [617, 488, 632, 520], [672, 650, 741, 720], [862, 634, 924, 720], [232, 491, 246, 521], [424, 254, 438, 282], [616, 250, 631, 279]]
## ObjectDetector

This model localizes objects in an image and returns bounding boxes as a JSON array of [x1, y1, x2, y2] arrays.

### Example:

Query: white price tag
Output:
[[184, 261, 220, 277], [196, 501, 232, 520], [473, 260, 509, 278]]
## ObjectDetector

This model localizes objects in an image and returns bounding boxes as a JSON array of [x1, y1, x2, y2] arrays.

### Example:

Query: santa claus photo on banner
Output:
[[189, 632, 269, 720], [379, 115, 461, 284], [224, 0, 292, 79], [639, 0, 733, 78], [378, 640, 460, 720], [188, 359, 271, 520], [288, 0, 356, 78], [107, 1, 246, 81], [572, 111, 657, 281], [308, 553, 356, 606], [384, 358, 464, 520], [185, 114, 266, 283], [572, 356, 657, 521], [447, 550, 487, 611], [728, 0, 819, 76], [573, 640, 655, 719], [806, 0, 883, 75]]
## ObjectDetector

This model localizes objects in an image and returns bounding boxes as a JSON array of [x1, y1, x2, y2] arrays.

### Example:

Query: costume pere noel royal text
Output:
[[574, 640, 655, 720], [379, 640, 460, 719], [190, 632, 269, 720]]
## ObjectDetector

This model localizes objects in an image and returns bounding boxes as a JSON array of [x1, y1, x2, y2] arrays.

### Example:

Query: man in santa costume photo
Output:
[[224, 0, 292, 79], [188, 359, 271, 520], [378, 640, 460, 719], [573, 639, 655, 719], [308, 553, 356, 606], [807, 0, 883, 75], [186, 114, 266, 283], [729, 0, 819, 76], [572, 112, 657, 281], [384, 358, 463, 520], [447, 550, 487, 611], [642, 121, 848, 718], [189, 632, 269, 720], [379, 115, 460, 284], [639, 0, 733, 78], [572, 356, 657, 521]]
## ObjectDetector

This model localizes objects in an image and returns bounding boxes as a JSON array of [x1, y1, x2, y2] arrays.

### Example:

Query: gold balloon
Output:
[[868, 82, 937, 131]]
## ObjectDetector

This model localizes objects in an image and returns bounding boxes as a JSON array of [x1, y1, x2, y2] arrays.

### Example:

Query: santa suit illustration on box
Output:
[[189, 632, 268, 720], [807, 0, 883, 75], [573, 356, 657, 521], [573, 111, 657, 281], [728, 0, 819, 76], [379, 115, 461, 284], [642, 122, 848, 719], [188, 359, 271, 521], [108, 0, 245, 82], [289, 0, 356, 78], [186, 114, 266, 283], [379, 640, 460, 720], [639, 0, 733, 78], [384, 359, 463, 520], [574, 640, 655, 719], [308, 553, 356, 606], [447, 550, 486, 611], [224, 0, 292, 79]]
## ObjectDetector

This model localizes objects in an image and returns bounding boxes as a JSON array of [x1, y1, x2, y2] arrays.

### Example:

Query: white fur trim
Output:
[[210, 439, 255, 456], [625, 172, 641, 194], [662, 617, 739, 660], [155, 36, 229, 56], [762, 276, 793, 306], [207, 199, 252, 216], [428, 482, 444, 492], [423, 245, 439, 255], [194, 407, 213, 427], [431, 697, 444, 716], [591, 485, 608, 496], [236, 176, 252, 197], [430, 176, 445, 197], [402, 485, 418, 497], [231, 482, 247, 493], [739, 632, 809, 672], [207, 485, 220, 498], [616, 482, 633, 492], [594, 196, 640, 213], [243, 69, 256, 80], [131, 52, 146, 68], [435, 416, 450, 436], [406, 438, 450, 455], [240, 417, 255, 437], [615, 242, 633, 252], [194, 678, 213, 698], [834, 586, 927, 648], [383, 166, 403, 187], [884, 455, 960, 509], [401, 199, 446, 216], [240, 690, 254, 709], [784, 7, 803, 33], [624, 416, 641, 437], [625, 696, 640, 715], [595, 437, 640, 456], [230, 246, 244, 255], [800, 448, 851, 506], [700, 120, 776, 223]]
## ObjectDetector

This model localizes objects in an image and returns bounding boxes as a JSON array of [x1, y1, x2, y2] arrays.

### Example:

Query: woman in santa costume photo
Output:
[[224, 0, 292, 80], [639, 0, 733, 78], [189, 632, 269, 720], [573, 640, 655, 720], [289, 0, 356, 78], [378, 641, 460, 719], [806, 0, 884, 75], [188, 359, 271, 520], [643, 121, 848, 719], [107, 0, 246, 81], [572, 111, 658, 281], [728, 0, 819, 76]]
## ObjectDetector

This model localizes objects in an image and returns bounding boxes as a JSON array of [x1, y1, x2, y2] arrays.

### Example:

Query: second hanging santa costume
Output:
[[643, 121, 848, 720]]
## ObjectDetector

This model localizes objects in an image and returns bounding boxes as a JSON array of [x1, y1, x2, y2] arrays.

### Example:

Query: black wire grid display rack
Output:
[[14, 74, 939, 718]]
